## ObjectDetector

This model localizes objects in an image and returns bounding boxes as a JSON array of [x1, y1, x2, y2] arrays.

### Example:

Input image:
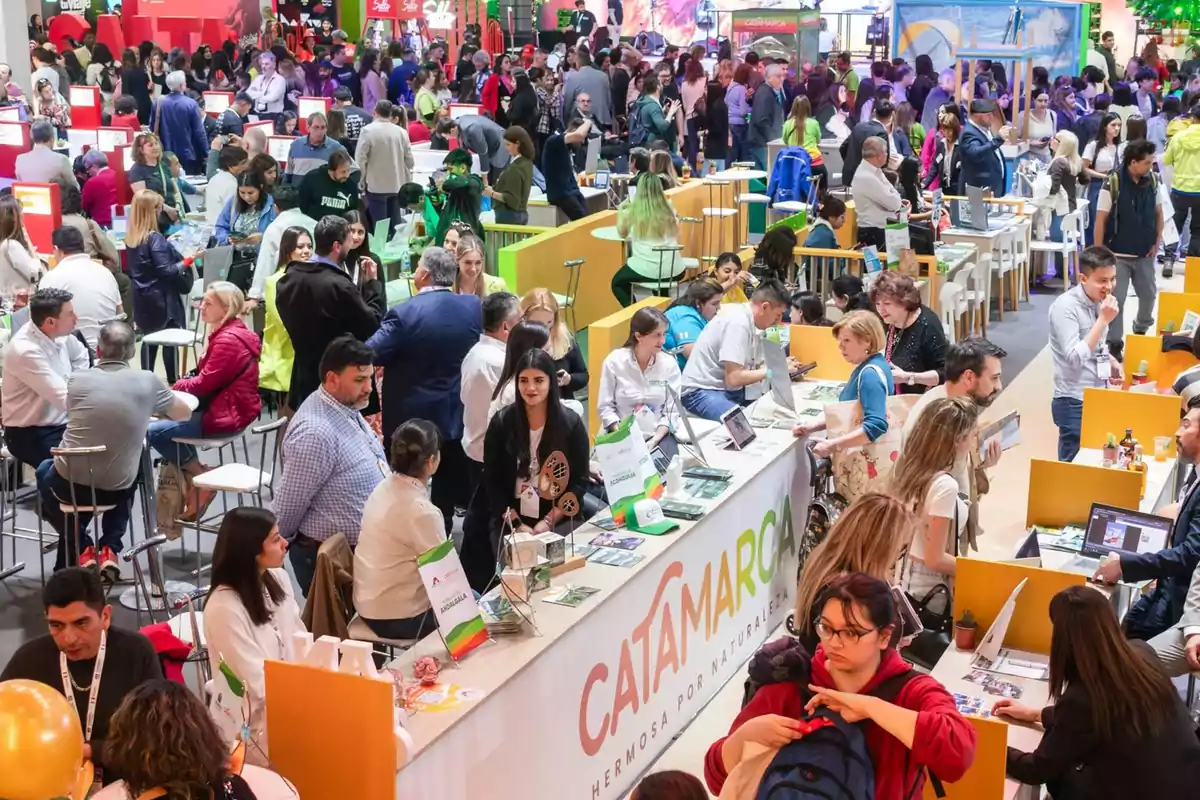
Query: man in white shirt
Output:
[[249, 185, 317, 303], [205, 144, 249, 225], [460, 292, 519, 484], [850, 136, 905, 252], [358, 100, 414, 237], [679, 279, 795, 420], [246, 51, 286, 119], [38, 227, 122, 350], [1, 288, 90, 469]]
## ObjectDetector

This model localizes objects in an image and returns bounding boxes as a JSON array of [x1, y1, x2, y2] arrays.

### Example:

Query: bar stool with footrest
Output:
[[48, 445, 116, 574], [631, 245, 687, 302], [552, 259, 585, 333]]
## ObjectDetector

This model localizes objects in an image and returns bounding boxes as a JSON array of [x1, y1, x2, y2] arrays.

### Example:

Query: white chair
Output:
[[736, 192, 771, 247], [991, 229, 1019, 320], [771, 200, 807, 226], [938, 282, 962, 344], [1011, 218, 1033, 303], [142, 327, 205, 375], [1030, 209, 1082, 288], [966, 254, 994, 337], [947, 262, 975, 340]]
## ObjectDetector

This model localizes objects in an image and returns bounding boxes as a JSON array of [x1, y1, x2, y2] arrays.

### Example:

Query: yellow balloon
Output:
[[0, 679, 84, 800]]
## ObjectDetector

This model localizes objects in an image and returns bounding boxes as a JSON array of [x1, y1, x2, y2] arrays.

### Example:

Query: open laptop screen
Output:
[[1082, 503, 1171, 559]]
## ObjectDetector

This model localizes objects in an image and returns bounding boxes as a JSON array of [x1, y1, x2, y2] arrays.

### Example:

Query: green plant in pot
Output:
[[1102, 432, 1118, 465], [954, 609, 978, 650]]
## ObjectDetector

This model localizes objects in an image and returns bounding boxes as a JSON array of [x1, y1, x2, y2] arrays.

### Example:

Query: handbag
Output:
[[825, 364, 918, 503], [900, 496, 960, 669]]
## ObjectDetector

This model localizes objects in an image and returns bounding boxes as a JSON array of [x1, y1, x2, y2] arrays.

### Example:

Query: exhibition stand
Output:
[[1185, 258, 1200, 294], [1122, 333, 1199, 390], [12, 183, 62, 254]]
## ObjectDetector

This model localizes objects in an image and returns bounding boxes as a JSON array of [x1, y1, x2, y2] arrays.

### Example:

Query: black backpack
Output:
[[98, 63, 116, 94], [753, 671, 946, 800]]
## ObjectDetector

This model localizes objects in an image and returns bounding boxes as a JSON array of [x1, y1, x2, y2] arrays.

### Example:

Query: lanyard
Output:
[[60, 629, 107, 742]]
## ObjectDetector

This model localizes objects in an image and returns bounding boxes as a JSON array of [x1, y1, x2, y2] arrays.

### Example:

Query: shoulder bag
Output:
[[825, 363, 918, 503], [899, 489, 960, 669]]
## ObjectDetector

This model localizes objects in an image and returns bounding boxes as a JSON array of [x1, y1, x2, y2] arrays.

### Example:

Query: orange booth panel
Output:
[[13, 183, 63, 255]]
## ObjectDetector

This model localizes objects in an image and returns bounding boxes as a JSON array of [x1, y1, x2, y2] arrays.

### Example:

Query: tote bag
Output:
[[824, 364, 918, 503]]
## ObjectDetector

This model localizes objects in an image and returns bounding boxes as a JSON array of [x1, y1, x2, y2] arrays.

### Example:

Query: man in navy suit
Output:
[[957, 99, 1012, 197], [368, 246, 483, 532], [1096, 396, 1200, 640]]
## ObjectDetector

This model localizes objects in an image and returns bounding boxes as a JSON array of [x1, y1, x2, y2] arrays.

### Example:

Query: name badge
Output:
[[519, 483, 540, 519]]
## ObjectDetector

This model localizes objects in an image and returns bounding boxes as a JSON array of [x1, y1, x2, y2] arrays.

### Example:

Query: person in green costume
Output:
[[433, 148, 484, 245]]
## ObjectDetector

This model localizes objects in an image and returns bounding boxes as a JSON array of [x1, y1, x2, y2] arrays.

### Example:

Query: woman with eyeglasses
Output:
[[704, 572, 976, 798]]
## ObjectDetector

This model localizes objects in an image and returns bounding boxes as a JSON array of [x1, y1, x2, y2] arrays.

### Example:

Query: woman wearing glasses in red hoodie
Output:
[[705, 573, 976, 800]]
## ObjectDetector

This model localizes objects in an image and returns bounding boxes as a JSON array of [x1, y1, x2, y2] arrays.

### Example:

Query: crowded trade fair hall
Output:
[[2, 0, 1200, 797]]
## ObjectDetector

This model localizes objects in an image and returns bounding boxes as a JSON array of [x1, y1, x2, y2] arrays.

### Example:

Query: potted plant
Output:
[[1131, 359, 1149, 386], [1102, 433, 1119, 466], [954, 609, 979, 650]]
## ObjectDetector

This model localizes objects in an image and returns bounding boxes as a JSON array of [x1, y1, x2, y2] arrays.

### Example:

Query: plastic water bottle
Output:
[[666, 457, 683, 497]]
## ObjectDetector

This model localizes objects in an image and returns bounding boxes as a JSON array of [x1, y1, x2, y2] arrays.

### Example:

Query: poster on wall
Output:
[[893, 1, 1083, 76]]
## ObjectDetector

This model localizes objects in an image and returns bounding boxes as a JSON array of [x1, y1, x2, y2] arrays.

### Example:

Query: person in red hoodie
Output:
[[705, 573, 976, 800], [147, 280, 262, 521], [111, 95, 143, 136], [79, 148, 117, 228]]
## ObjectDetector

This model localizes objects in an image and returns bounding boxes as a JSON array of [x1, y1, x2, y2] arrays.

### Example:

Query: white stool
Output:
[[348, 615, 421, 660], [771, 200, 807, 225], [737, 192, 771, 248], [142, 327, 204, 375]]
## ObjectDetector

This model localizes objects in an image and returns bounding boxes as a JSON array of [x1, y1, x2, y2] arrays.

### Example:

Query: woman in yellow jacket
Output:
[[259, 226, 311, 409]]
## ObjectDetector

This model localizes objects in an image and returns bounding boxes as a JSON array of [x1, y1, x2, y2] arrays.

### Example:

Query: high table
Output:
[[526, 186, 608, 226], [387, 381, 836, 799]]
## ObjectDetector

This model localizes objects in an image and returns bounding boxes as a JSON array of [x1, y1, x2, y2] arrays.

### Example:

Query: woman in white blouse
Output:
[[1082, 112, 1122, 246], [597, 307, 681, 446], [354, 419, 446, 641], [0, 194, 44, 296], [887, 397, 979, 599], [204, 507, 306, 767]]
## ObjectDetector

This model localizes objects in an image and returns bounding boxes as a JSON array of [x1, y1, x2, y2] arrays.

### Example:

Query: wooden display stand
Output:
[[265, 660, 397, 800], [1025, 459, 1142, 529], [790, 325, 854, 381], [953, 29, 1034, 141], [1184, 257, 1200, 294], [922, 715, 1009, 800], [585, 297, 670, 438], [1079, 387, 1180, 456]]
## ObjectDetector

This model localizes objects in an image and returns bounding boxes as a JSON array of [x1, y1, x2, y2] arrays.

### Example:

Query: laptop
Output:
[[952, 185, 1014, 232], [1059, 503, 1172, 576], [762, 339, 798, 419]]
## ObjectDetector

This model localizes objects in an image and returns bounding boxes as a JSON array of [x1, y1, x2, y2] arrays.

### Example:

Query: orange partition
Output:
[[1185, 257, 1200, 294], [1079, 387, 1180, 456], [1025, 458, 1142, 528], [1122, 333, 1198, 390], [1154, 291, 1200, 334], [953, 558, 1084, 655], [922, 716, 1009, 800], [789, 324, 854, 380], [265, 661, 396, 800]]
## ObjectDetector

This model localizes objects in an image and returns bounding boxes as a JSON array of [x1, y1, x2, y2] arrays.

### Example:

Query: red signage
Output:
[[13, 183, 62, 255], [368, 0, 421, 19]]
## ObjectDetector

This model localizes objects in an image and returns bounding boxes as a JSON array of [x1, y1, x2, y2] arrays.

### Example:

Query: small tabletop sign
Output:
[[417, 539, 489, 662]]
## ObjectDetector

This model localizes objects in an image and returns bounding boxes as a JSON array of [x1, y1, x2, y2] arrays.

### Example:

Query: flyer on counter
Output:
[[542, 585, 601, 608], [588, 548, 645, 567], [589, 532, 644, 551], [416, 539, 489, 660]]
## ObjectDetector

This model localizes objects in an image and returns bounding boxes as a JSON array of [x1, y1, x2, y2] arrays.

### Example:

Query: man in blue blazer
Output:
[[367, 246, 482, 532], [957, 99, 1012, 197], [1095, 396, 1200, 640]]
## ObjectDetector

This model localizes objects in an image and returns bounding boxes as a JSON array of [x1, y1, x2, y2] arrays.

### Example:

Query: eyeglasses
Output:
[[814, 620, 877, 645]]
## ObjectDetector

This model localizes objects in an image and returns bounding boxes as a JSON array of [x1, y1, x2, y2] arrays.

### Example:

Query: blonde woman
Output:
[[1046, 130, 1083, 280], [453, 234, 509, 299], [125, 189, 189, 382], [611, 173, 683, 307], [888, 396, 979, 598], [148, 281, 262, 520], [648, 149, 679, 189], [520, 288, 588, 399], [0, 194, 44, 295], [792, 493, 919, 653]]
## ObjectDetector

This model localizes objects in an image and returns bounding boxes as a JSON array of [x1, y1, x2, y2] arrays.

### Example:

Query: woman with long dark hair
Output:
[[97, 680, 288, 799], [488, 319, 551, 418], [203, 507, 306, 767], [341, 210, 383, 285], [214, 170, 277, 245], [258, 226, 310, 400], [482, 348, 590, 537], [703, 80, 729, 172], [0, 194, 44, 295], [998, 586, 1200, 798], [481, 53, 515, 128], [1082, 112, 1122, 245], [505, 69, 539, 143], [359, 50, 385, 114], [596, 307, 681, 441]]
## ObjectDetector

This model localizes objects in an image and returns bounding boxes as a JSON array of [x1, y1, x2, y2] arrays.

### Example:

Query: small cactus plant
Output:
[[956, 609, 977, 629]]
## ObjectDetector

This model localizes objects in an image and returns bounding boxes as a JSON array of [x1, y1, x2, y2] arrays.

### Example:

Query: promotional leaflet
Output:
[[416, 539, 488, 661], [594, 415, 663, 524]]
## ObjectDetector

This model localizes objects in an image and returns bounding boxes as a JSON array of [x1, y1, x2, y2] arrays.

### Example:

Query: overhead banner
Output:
[[396, 450, 806, 800]]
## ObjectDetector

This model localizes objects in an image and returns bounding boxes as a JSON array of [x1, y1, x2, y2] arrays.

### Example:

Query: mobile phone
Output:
[[790, 361, 817, 381], [649, 446, 671, 475], [890, 586, 925, 639], [659, 500, 705, 520]]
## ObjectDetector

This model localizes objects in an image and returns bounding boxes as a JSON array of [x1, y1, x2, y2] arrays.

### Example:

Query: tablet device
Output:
[[720, 406, 757, 450]]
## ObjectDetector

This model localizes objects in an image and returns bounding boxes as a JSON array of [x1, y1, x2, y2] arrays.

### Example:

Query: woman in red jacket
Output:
[[147, 280, 263, 520], [481, 54, 515, 128], [705, 573, 976, 800]]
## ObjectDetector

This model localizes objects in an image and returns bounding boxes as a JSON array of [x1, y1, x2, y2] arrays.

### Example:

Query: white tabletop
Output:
[[174, 390, 199, 411], [590, 225, 624, 242], [1072, 448, 1178, 514], [710, 169, 768, 182]]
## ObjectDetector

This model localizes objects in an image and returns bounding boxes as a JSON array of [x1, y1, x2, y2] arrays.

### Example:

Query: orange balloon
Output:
[[0, 679, 85, 800]]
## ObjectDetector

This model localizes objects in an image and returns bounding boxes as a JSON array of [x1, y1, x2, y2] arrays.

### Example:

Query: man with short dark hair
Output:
[[0, 567, 162, 780], [841, 98, 894, 186], [958, 98, 1012, 196], [38, 321, 191, 573], [542, 117, 593, 221], [277, 216, 384, 410], [368, 247, 483, 530], [219, 92, 252, 137], [436, 113, 510, 183], [1099, 31, 1119, 84], [629, 74, 679, 151], [1095, 138, 1163, 350], [16, 120, 77, 188], [1135, 67, 1161, 118], [1100, 395, 1200, 646], [1, 288, 90, 468], [388, 48, 420, 105], [563, 44, 613, 131], [332, 85, 372, 139], [569, 0, 597, 45], [276, 336, 387, 595], [330, 44, 361, 106], [680, 279, 798, 420], [298, 148, 359, 219], [41, 227, 122, 349], [460, 292, 519, 473], [1049, 245, 1120, 462], [832, 51, 860, 95]]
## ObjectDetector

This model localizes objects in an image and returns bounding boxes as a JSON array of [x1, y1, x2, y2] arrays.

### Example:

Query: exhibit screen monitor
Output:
[[731, 9, 820, 72]]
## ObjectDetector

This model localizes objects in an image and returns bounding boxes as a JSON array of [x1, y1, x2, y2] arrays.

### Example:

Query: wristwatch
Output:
[[906, 374, 915, 386]]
